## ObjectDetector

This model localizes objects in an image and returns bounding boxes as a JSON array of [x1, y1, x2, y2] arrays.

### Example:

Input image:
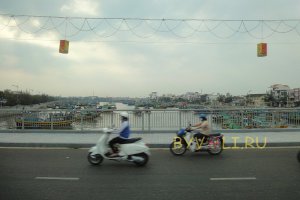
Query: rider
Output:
[[108, 111, 131, 157], [190, 114, 211, 145]]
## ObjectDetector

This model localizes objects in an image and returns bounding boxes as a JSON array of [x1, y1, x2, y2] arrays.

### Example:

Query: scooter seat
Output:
[[121, 137, 142, 144]]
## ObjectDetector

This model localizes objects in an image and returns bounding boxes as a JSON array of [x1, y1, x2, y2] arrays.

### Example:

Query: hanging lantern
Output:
[[59, 40, 69, 54], [257, 43, 267, 57]]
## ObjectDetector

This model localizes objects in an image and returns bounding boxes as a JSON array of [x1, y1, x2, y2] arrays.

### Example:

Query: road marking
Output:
[[210, 177, 256, 181], [262, 146, 300, 149], [35, 177, 79, 181], [1, 147, 68, 149], [1, 146, 300, 150]]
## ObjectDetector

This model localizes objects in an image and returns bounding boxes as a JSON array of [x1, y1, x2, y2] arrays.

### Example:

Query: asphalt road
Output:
[[0, 148, 299, 200]]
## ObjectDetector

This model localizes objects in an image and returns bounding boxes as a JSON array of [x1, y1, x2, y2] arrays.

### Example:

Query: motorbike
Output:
[[87, 128, 150, 167], [169, 126, 224, 156]]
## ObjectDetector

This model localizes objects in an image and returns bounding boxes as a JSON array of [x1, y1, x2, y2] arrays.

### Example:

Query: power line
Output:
[[1, 13, 300, 21], [1, 14, 300, 40]]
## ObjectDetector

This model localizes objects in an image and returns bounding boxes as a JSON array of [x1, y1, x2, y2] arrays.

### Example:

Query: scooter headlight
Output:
[[177, 128, 186, 136]]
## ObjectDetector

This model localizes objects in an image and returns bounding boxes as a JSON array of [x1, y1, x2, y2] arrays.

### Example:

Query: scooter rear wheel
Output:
[[88, 152, 104, 165], [208, 138, 223, 155], [133, 153, 149, 167]]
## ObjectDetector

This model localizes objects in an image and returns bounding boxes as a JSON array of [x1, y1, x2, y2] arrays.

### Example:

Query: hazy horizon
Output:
[[1, 0, 300, 97]]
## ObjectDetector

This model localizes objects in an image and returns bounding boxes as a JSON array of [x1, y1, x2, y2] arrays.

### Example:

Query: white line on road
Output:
[[1, 146, 300, 150], [210, 177, 257, 181], [35, 177, 79, 181]]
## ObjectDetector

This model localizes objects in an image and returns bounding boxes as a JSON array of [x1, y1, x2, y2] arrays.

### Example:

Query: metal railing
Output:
[[0, 108, 300, 132]]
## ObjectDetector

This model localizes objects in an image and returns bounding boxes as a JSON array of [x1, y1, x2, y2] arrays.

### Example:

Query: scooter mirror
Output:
[[102, 128, 108, 132], [102, 128, 114, 133]]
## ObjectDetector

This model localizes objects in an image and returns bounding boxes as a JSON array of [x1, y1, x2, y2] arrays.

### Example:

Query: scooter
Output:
[[297, 150, 300, 163], [169, 126, 223, 156], [87, 128, 150, 167]]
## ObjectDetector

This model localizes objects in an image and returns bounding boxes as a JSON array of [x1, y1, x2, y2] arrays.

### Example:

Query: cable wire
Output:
[[1, 14, 300, 41]]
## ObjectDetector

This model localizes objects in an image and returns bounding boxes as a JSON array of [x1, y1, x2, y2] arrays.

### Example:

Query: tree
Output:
[[225, 93, 233, 103], [217, 94, 226, 103], [217, 93, 233, 104], [264, 93, 275, 107], [0, 90, 56, 106]]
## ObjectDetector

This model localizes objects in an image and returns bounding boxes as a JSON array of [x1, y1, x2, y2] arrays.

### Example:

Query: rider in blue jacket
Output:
[[108, 112, 131, 157]]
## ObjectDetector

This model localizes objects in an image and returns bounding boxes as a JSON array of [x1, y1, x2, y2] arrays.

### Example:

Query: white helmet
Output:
[[120, 112, 129, 118]]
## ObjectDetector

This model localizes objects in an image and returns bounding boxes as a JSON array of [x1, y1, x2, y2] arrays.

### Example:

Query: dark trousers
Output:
[[194, 132, 208, 143], [109, 137, 128, 153]]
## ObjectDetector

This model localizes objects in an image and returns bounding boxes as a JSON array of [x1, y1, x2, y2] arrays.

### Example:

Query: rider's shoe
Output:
[[108, 153, 119, 158], [127, 155, 133, 161], [197, 139, 208, 146]]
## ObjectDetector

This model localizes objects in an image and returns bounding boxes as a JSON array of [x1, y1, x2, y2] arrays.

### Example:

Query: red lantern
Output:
[[257, 43, 267, 57], [59, 40, 69, 54]]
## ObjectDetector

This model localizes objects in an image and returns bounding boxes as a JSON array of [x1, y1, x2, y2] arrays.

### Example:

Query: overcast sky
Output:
[[0, 0, 300, 97]]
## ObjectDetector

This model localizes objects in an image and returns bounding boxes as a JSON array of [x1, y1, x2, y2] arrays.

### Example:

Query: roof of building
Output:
[[270, 84, 290, 90]]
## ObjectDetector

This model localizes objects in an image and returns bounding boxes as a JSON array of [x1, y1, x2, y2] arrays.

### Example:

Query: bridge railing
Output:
[[0, 108, 300, 132]]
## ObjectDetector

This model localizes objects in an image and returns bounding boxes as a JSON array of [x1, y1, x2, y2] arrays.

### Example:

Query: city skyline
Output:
[[2, 83, 297, 99], [1, 0, 300, 97]]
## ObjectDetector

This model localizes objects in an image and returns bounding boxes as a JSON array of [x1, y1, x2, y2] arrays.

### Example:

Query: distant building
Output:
[[162, 93, 176, 99], [149, 92, 158, 100], [269, 84, 290, 97], [184, 92, 201, 101], [289, 88, 300, 107], [207, 94, 218, 101], [232, 96, 246, 106], [247, 94, 266, 107], [268, 84, 290, 107]]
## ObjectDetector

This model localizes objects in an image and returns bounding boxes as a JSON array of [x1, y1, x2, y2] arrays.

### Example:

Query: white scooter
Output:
[[87, 128, 150, 167]]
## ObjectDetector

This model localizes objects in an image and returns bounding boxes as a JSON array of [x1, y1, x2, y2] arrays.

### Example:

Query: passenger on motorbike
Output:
[[108, 112, 131, 157], [189, 114, 211, 145]]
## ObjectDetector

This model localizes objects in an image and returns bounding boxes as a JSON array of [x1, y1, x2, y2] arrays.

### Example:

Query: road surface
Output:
[[0, 148, 299, 200]]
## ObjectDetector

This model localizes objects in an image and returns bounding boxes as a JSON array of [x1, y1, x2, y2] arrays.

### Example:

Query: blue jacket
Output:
[[117, 121, 130, 139]]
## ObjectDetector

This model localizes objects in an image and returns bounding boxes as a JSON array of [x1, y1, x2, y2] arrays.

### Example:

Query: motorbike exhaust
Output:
[[131, 156, 144, 162]]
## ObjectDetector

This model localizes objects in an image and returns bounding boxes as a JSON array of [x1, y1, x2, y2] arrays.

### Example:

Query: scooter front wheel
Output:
[[169, 142, 187, 156], [88, 152, 104, 165]]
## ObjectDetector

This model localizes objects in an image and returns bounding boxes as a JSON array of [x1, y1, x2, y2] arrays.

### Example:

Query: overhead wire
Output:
[[1, 14, 300, 41], [123, 19, 155, 39]]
